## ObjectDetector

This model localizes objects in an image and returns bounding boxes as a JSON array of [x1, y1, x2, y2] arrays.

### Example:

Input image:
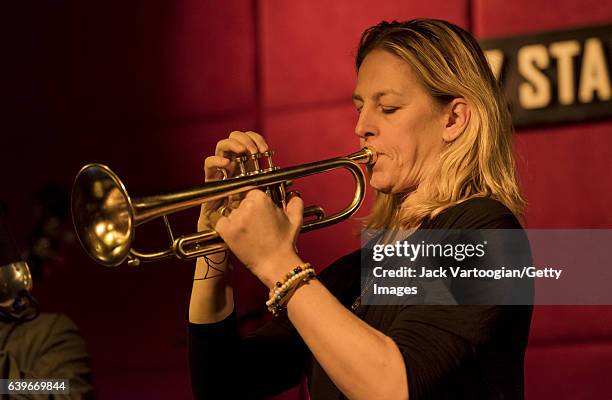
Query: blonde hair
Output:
[[356, 19, 524, 229]]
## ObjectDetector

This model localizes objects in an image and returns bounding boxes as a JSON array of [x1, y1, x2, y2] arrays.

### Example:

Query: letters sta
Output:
[[486, 37, 611, 109]]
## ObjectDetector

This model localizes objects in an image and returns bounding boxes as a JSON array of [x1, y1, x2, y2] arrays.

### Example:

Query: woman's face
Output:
[[353, 50, 448, 194]]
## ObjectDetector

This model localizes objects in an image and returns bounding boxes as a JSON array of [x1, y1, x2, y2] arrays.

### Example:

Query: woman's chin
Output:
[[368, 176, 393, 194], [368, 175, 416, 195]]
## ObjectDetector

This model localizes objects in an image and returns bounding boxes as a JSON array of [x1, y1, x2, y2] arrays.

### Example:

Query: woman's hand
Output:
[[200, 130, 304, 289], [198, 131, 270, 232], [215, 189, 304, 288]]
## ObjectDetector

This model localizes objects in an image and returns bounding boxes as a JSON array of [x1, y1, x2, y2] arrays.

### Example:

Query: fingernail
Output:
[[288, 191, 302, 199]]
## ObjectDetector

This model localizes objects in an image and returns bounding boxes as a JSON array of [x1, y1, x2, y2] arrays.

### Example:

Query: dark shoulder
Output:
[[22, 313, 80, 342], [26, 313, 77, 331], [423, 197, 522, 230], [1, 313, 80, 353]]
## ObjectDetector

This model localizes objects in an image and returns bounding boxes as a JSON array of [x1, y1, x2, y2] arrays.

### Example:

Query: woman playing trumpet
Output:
[[189, 19, 532, 400]]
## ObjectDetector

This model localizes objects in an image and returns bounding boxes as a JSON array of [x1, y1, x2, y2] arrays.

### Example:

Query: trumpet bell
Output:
[[71, 164, 135, 267]]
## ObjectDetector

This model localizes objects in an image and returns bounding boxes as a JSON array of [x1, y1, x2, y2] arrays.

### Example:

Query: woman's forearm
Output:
[[189, 257, 234, 323], [286, 275, 409, 400]]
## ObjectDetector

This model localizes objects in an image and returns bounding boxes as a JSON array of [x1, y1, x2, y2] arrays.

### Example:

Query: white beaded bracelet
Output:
[[266, 263, 316, 316]]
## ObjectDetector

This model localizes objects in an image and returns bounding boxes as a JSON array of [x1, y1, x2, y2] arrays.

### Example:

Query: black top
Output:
[[188, 197, 533, 399]]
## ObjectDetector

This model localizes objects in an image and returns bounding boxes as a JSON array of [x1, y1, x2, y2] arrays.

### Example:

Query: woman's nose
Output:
[[354, 108, 377, 139]]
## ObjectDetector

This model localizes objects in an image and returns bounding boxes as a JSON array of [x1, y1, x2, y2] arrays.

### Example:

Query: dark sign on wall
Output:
[[480, 24, 612, 128]]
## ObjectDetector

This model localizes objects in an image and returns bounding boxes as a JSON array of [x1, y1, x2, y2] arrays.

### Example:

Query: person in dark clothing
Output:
[[0, 313, 94, 399], [0, 208, 94, 399], [189, 19, 532, 400]]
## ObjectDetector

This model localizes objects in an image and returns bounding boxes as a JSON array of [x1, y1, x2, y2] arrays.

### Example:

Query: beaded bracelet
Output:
[[266, 263, 316, 316], [266, 265, 315, 308]]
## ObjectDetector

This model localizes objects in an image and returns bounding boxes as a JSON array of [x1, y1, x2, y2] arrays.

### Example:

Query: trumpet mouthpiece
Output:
[[346, 146, 377, 166], [363, 145, 378, 165]]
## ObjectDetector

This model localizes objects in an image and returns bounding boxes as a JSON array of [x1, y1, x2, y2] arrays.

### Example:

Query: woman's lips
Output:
[[362, 144, 388, 167], [364, 144, 384, 157]]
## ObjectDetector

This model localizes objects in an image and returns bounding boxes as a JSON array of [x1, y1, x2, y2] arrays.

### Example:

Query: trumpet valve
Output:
[[237, 155, 248, 176], [237, 151, 279, 176], [261, 150, 278, 173], [250, 152, 262, 174]]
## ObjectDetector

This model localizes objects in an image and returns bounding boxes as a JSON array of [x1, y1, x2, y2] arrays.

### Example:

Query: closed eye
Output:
[[381, 106, 399, 114]]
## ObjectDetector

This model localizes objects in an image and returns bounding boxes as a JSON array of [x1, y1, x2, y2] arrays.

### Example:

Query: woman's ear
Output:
[[442, 98, 470, 143]]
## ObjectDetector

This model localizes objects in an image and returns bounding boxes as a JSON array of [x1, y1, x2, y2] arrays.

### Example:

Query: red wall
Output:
[[474, 1, 612, 399], [2, 1, 611, 399]]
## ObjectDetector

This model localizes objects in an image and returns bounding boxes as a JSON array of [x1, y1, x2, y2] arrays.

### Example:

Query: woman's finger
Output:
[[215, 138, 249, 158], [286, 194, 304, 229], [204, 156, 231, 182], [229, 131, 259, 155], [244, 131, 269, 153]]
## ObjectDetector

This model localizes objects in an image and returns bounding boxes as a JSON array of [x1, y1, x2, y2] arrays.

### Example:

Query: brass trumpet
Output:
[[71, 147, 377, 267]]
